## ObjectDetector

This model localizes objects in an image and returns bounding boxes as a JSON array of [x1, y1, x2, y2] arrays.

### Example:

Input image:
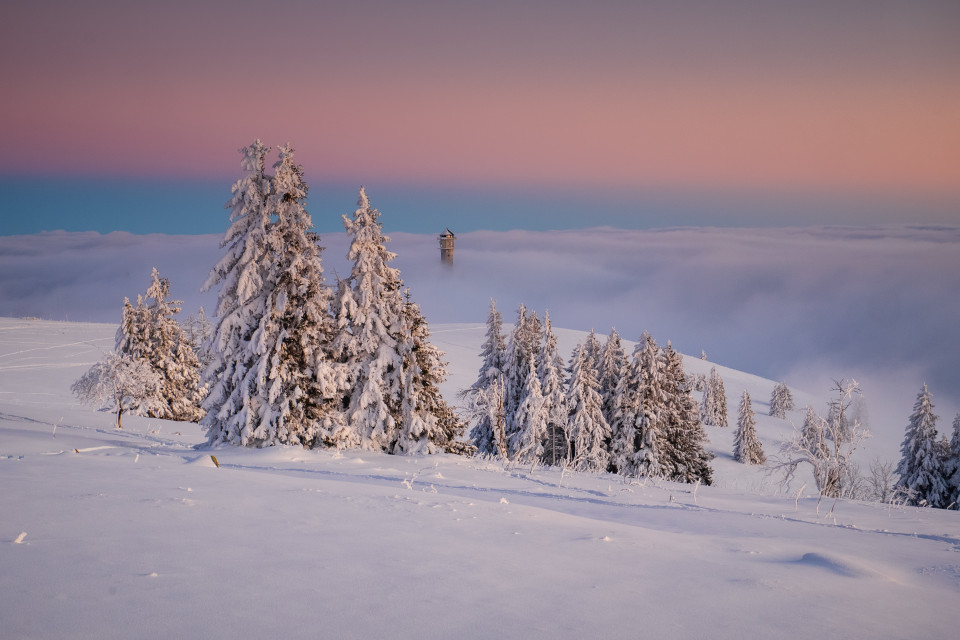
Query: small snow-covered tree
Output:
[[538, 311, 569, 465], [467, 299, 508, 454], [776, 380, 870, 498], [769, 381, 795, 419], [701, 367, 728, 427], [714, 375, 729, 427], [116, 268, 205, 422], [895, 384, 948, 508], [800, 405, 829, 460], [183, 306, 213, 370], [865, 458, 898, 504], [734, 390, 765, 465], [566, 342, 610, 472], [72, 352, 163, 428]]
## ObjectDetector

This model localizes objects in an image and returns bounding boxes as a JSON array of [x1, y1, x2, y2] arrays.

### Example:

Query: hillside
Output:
[[2, 317, 957, 639]]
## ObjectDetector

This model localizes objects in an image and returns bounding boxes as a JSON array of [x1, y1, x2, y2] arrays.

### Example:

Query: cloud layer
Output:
[[3, 224, 958, 450]]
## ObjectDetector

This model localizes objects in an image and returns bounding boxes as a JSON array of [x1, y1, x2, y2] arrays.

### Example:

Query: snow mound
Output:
[[795, 552, 880, 579]]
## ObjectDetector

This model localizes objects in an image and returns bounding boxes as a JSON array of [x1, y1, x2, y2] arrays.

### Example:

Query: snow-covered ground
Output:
[[2, 318, 957, 639]]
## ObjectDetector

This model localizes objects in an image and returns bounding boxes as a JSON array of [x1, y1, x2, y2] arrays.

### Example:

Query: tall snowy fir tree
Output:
[[629, 332, 663, 478], [537, 311, 569, 465], [566, 342, 610, 472], [472, 299, 507, 392], [596, 328, 627, 431], [607, 342, 645, 475], [116, 268, 205, 422], [501, 305, 543, 453], [734, 390, 765, 465], [261, 145, 339, 447], [202, 140, 279, 446], [895, 384, 948, 508], [332, 187, 406, 452], [468, 300, 507, 455], [394, 295, 462, 454], [510, 359, 547, 463], [945, 414, 960, 509], [656, 342, 713, 484], [769, 381, 795, 419]]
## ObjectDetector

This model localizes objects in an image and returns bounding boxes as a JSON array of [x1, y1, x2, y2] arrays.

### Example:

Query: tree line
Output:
[[464, 303, 715, 485], [70, 140, 960, 505]]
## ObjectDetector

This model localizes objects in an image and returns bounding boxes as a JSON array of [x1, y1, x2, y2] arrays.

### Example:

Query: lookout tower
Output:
[[439, 228, 455, 265]]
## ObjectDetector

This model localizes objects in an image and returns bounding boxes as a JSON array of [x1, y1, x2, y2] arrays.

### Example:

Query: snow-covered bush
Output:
[[72, 352, 163, 428]]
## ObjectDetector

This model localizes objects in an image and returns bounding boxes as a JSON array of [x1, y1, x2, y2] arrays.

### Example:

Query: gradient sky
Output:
[[2, 0, 959, 234]]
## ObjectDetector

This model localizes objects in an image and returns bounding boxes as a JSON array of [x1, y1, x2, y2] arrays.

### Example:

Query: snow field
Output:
[[2, 318, 958, 639]]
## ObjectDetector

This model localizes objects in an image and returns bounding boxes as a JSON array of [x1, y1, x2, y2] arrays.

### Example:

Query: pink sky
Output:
[[2, 0, 958, 200]]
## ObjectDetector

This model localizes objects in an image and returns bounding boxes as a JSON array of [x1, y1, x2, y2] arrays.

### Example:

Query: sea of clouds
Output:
[[2, 224, 957, 456]]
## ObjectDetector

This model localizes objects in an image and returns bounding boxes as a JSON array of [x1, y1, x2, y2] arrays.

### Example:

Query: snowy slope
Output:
[[2, 318, 958, 640]]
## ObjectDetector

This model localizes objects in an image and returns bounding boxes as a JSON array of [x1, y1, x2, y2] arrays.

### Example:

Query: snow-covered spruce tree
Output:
[[895, 384, 948, 508], [629, 332, 663, 478], [116, 268, 206, 422], [331, 187, 406, 452], [700, 367, 717, 425], [597, 327, 627, 433], [566, 342, 610, 472], [510, 359, 547, 463], [501, 305, 543, 457], [769, 381, 795, 419], [734, 390, 765, 465], [473, 375, 508, 458], [583, 328, 602, 372], [202, 140, 278, 446], [656, 342, 713, 485], [263, 145, 340, 447], [701, 367, 729, 427], [945, 414, 960, 509], [394, 295, 463, 454], [72, 352, 164, 429], [467, 299, 508, 455], [607, 342, 644, 475], [538, 311, 569, 465]]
